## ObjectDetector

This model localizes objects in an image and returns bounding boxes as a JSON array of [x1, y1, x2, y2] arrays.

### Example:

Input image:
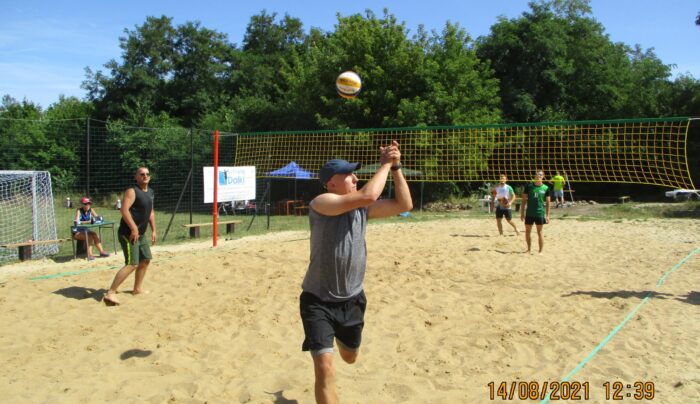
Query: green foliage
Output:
[[106, 112, 189, 176], [423, 182, 462, 201], [83, 16, 237, 127], [0, 96, 90, 191], [476, 0, 675, 122], [3, 3, 699, 202]]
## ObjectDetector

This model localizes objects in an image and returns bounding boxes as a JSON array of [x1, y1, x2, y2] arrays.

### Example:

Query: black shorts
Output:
[[300, 291, 367, 355], [524, 216, 547, 225], [495, 206, 512, 220]]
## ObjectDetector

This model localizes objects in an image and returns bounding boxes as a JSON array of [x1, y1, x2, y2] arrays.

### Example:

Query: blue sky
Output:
[[1, 0, 698, 109]]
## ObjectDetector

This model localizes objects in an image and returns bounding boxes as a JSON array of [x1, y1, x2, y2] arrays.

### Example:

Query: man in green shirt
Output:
[[520, 171, 551, 253], [550, 171, 566, 208]]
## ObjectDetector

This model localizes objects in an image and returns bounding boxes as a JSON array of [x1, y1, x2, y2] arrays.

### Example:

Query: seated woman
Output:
[[72, 197, 109, 260]]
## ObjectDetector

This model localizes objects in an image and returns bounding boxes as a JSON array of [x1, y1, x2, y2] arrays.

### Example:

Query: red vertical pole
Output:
[[213, 130, 219, 247]]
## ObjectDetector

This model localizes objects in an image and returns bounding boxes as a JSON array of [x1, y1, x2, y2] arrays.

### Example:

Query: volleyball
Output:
[[336, 71, 362, 99]]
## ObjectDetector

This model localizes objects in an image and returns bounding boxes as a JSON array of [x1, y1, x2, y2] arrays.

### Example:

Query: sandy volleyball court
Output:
[[1, 216, 698, 403]]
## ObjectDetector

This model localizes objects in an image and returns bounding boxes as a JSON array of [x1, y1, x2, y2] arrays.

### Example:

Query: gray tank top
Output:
[[301, 206, 368, 302]]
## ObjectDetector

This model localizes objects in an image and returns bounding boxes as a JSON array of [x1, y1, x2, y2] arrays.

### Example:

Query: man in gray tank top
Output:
[[103, 167, 156, 306], [300, 141, 413, 403]]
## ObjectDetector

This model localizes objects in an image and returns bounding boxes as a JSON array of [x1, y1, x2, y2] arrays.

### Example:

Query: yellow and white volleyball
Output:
[[335, 71, 362, 99]]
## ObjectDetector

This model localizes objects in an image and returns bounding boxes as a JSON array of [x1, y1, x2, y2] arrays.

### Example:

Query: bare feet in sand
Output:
[[132, 289, 149, 296], [103, 292, 120, 306]]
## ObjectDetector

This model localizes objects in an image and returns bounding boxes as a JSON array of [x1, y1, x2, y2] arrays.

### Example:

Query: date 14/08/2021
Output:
[[487, 381, 655, 401]]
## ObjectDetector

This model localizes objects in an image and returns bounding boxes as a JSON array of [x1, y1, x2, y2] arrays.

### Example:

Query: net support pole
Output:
[[31, 172, 38, 241], [420, 182, 424, 212], [213, 130, 219, 247], [86, 118, 90, 196], [189, 128, 194, 225], [564, 171, 574, 203]]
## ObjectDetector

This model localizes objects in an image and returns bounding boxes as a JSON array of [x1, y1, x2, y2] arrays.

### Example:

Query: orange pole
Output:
[[213, 130, 219, 247]]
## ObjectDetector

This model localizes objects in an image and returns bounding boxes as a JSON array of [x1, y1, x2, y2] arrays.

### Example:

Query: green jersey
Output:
[[551, 175, 565, 191], [524, 182, 550, 217]]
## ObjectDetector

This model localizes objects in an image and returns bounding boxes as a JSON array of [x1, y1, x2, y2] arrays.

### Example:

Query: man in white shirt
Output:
[[492, 174, 519, 236]]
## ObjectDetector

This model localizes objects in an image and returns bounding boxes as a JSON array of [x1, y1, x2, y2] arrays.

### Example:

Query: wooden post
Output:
[[18, 245, 32, 261]]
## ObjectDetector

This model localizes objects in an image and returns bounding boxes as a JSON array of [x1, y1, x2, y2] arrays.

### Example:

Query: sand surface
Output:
[[1, 215, 698, 403]]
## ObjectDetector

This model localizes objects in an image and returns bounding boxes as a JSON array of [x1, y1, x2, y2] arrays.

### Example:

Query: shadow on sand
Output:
[[53, 286, 107, 302], [562, 290, 673, 300], [265, 390, 299, 404], [120, 349, 153, 360]]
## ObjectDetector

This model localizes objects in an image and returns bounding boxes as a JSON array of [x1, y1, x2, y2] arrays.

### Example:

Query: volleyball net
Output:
[[233, 117, 695, 189]]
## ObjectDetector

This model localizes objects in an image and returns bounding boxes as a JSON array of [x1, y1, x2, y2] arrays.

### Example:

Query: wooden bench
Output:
[[1, 238, 72, 261], [182, 220, 242, 238], [618, 196, 631, 204]]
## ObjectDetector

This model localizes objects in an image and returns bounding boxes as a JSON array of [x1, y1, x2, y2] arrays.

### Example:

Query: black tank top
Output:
[[119, 186, 154, 236]]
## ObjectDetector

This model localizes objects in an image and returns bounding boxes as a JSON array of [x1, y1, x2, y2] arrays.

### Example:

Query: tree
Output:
[[167, 21, 238, 126], [42, 97, 94, 191], [283, 9, 500, 130], [0, 96, 44, 171], [404, 22, 501, 126], [83, 16, 237, 127], [477, 0, 674, 122], [84, 16, 178, 122], [0, 96, 91, 191], [226, 11, 310, 132]]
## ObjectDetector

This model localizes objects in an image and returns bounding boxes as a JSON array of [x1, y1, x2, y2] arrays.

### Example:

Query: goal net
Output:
[[233, 117, 695, 189], [0, 171, 59, 264]]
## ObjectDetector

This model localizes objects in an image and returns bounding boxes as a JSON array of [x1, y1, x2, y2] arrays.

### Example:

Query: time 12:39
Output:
[[603, 381, 654, 400]]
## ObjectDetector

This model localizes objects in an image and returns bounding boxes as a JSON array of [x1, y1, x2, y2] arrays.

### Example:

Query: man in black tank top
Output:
[[103, 167, 156, 306]]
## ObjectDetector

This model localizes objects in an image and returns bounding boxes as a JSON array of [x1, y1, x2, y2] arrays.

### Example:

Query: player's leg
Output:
[[524, 217, 534, 252], [337, 340, 359, 364], [313, 353, 338, 404], [504, 209, 518, 234], [104, 235, 139, 305], [495, 207, 504, 235], [300, 292, 339, 403], [133, 236, 152, 294], [104, 264, 136, 305], [335, 291, 365, 364], [133, 260, 150, 294], [536, 222, 544, 252]]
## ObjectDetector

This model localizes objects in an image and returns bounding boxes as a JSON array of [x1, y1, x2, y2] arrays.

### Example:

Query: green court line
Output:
[[29, 265, 120, 280], [541, 246, 700, 403], [28, 247, 183, 280]]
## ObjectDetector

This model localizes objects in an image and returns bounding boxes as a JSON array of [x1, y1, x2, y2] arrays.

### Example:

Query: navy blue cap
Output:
[[319, 159, 361, 185]]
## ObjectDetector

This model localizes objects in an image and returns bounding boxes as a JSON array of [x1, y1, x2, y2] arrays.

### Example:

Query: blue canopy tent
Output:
[[267, 161, 314, 179], [266, 161, 316, 206]]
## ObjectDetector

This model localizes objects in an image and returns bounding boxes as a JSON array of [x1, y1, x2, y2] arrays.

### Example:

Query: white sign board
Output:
[[203, 166, 256, 203]]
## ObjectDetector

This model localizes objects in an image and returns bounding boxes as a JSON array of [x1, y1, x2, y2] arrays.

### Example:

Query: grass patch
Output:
[[39, 202, 483, 264], [600, 201, 700, 220], [5, 196, 695, 266]]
